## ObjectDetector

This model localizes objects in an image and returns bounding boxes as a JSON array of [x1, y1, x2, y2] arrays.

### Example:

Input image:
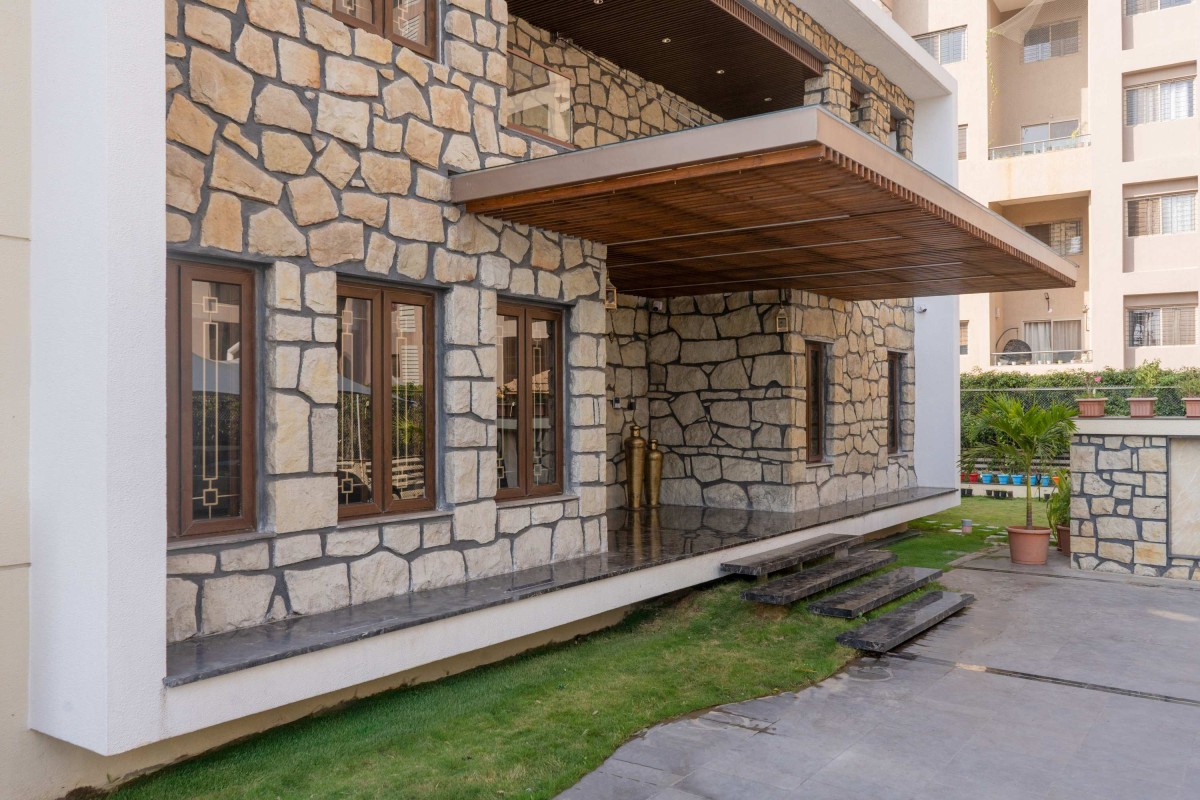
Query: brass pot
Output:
[[646, 439, 663, 508], [625, 425, 646, 509]]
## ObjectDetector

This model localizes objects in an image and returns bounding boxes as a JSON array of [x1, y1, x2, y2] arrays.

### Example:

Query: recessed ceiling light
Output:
[[764, 97, 773, 102], [594, 0, 603, 4], [662, 37, 672, 44], [716, 69, 726, 75]]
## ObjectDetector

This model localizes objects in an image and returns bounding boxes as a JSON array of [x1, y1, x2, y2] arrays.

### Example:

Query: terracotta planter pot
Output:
[[1076, 398, 1105, 418], [1007, 526, 1051, 565], [1185, 398, 1200, 419], [1128, 397, 1156, 418], [1056, 524, 1071, 556]]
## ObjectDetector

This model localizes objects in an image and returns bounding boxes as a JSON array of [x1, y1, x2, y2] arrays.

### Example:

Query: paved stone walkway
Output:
[[558, 551, 1200, 799]]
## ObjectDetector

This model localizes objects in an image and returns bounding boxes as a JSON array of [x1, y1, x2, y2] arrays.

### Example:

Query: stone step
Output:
[[808, 567, 943, 619], [741, 550, 896, 606], [720, 533, 859, 577], [836, 591, 975, 653]]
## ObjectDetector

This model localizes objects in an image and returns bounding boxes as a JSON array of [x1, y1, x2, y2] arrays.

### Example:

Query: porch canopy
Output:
[[451, 107, 1078, 301]]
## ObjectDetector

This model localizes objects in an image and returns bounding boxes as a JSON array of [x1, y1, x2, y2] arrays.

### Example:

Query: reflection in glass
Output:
[[531, 317, 558, 487], [392, 0, 428, 45], [391, 301, 426, 500], [335, 0, 374, 24], [190, 279, 243, 521], [338, 297, 374, 506], [505, 53, 573, 143], [496, 314, 520, 491]]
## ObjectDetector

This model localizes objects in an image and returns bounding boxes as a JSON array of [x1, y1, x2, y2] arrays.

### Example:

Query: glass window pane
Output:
[[390, 301, 427, 501], [915, 34, 938, 60], [505, 54, 574, 144], [496, 314, 521, 491], [338, 296, 374, 506], [530, 317, 559, 487], [336, 0, 374, 24], [392, 0, 429, 46], [190, 279, 243, 522]]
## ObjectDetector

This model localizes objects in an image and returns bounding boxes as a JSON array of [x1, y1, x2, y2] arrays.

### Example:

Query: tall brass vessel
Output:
[[625, 424, 646, 509], [646, 439, 663, 508]]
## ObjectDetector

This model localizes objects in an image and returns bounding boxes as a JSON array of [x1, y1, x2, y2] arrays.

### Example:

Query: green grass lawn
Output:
[[114, 498, 1025, 800]]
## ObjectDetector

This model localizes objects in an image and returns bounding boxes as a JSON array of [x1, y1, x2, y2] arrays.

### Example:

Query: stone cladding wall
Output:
[[1069, 434, 1200, 579], [606, 291, 916, 512]]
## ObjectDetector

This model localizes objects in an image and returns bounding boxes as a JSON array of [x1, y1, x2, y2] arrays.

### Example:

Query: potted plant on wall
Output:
[[1178, 374, 1200, 419], [1076, 374, 1105, 418], [1129, 360, 1162, 419], [963, 396, 1077, 565], [1045, 469, 1072, 557]]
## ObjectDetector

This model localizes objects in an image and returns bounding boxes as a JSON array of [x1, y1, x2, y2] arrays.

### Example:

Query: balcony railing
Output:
[[991, 349, 1093, 367], [989, 134, 1092, 160]]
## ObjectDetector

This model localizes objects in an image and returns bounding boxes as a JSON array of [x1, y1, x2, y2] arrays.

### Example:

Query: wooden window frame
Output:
[[167, 259, 257, 540], [959, 320, 969, 356], [496, 302, 565, 501], [805, 341, 827, 464], [887, 352, 904, 455], [331, 0, 438, 61], [337, 282, 438, 520]]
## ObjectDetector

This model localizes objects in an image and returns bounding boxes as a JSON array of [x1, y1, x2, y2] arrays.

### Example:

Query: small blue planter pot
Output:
[[981, 474, 994, 484], [1012, 474, 1024, 485], [998, 475, 1010, 485], [1040, 475, 1052, 487]]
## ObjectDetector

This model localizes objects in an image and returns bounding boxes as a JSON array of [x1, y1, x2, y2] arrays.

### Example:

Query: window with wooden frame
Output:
[[1126, 0, 1192, 16], [504, 52, 574, 147], [336, 283, 436, 518], [915, 26, 966, 65], [1125, 78, 1195, 125], [1126, 192, 1197, 237], [959, 320, 969, 355], [1022, 20, 1079, 64], [805, 341, 827, 463], [331, 0, 438, 60], [496, 303, 563, 500], [957, 125, 968, 160], [1025, 219, 1083, 256], [887, 352, 904, 455], [167, 260, 257, 539]]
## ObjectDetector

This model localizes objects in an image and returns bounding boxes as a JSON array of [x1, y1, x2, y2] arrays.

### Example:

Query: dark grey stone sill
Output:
[[164, 486, 955, 688]]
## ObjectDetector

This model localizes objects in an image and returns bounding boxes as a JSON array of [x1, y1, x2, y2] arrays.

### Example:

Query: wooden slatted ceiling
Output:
[[506, 0, 821, 120], [455, 109, 1078, 301]]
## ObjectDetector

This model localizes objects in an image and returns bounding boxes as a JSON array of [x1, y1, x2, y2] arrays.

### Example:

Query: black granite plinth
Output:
[[836, 591, 975, 653], [741, 551, 896, 606], [808, 567, 942, 618], [719, 533, 858, 577]]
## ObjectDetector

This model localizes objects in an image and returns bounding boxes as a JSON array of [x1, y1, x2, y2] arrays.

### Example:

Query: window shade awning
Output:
[[451, 106, 1078, 301]]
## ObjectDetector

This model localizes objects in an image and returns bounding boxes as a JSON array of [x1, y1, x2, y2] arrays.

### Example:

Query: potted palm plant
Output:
[[962, 396, 1077, 565], [1178, 375, 1200, 419], [1045, 470, 1072, 557], [1128, 360, 1161, 419]]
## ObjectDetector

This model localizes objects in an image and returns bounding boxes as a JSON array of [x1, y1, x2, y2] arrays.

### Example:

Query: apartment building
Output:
[[0, 1, 1081, 797], [891, 0, 1200, 372]]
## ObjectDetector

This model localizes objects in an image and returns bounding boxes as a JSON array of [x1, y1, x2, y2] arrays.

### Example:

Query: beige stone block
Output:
[[287, 175, 339, 226], [167, 578, 199, 643], [465, 540, 512, 580], [304, 269, 338, 314], [249, 208, 307, 257], [166, 41, 187, 58], [416, 168, 451, 201], [500, 229, 530, 262], [447, 215, 498, 255], [302, 6, 352, 54], [267, 393, 310, 474], [254, 84, 313, 133], [351, 551, 410, 604], [372, 119, 405, 153], [1069, 536, 1095, 555], [562, 267, 599, 301], [166, 0, 180, 36], [453, 500, 496, 544], [314, 316, 338, 343], [311, 406, 338, 471], [278, 39, 320, 88], [1140, 448, 1167, 472], [286, 564, 349, 615], [326, 56, 379, 96], [167, 212, 192, 243], [262, 131, 313, 175], [365, 231, 397, 274], [388, 197, 444, 242], [531, 232, 561, 270], [270, 476, 337, 534], [314, 141, 359, 189], [167, 63, 184, 91], [396, 242, 429, 279], [317, 93, 370, 148], [1135, 541, 1167, 566], [382, 522, 422, 554], [435, 250, 478, 284], [383, 77, 430, 120], [246, 0, 300, 35], [443, 134, 480, 171], [185, 4, 232, 51], [326, 528, 379, 557], [342, 192, 388, 228], [166, 144, 205, 213], [167, 94, 218, 155], [360, 152, 412, 195], [1097, 541, 1133, 563], [430, 86, 471, 132], [200, 192, 243, 252], [234, 23, 277, 77], [190, 46, 254, 122], [220, 543, 270, 572], [395, 47, 430, 83], [298, 347, 339, 404], [444, 450, 479, 504], [268, 314, 312, 342], [211, 143, 284, 203], [198, 0, 240, 11], [222, 122, 259, 158], [201, 574, 276, 634], [309, 221, 365, 267], [404, 120, 444, 168], [410, 551, 466, 592], [167, 552, 217, 575], [269, 265, 304, 314], [354, 28, 393, 64]]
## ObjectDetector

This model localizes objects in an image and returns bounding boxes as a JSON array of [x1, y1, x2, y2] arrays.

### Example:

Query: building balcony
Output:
[[991, 349, 1093, 368], [989, 134, 1092, 160]]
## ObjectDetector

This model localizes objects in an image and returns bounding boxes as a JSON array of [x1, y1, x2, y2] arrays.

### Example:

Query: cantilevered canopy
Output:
[[452, 107, 1078, 301]]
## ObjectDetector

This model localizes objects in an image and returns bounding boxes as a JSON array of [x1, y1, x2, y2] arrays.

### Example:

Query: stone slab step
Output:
[[836, 591, 975, 653], [720, 533, 859, 577], [741, 550, 896, 606], [808, 567, 942, 619]]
